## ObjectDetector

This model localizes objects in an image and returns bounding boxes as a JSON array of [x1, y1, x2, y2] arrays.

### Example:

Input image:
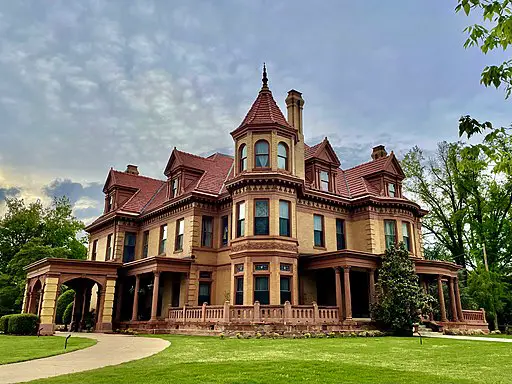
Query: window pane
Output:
[[314, 215, 323, 231], [255, 141, 269, 154], [255, 276, 269, 291], [278, 143, 287, 157], [255, 154, 269, 167], [278, 157, 286, 169], [388, 183, 396, 197], [279, 218, 290, 236], [402, 222, 409, 237], [314, 231, 323, 246], [385, 221, 395, 236], [162, 225, 167, 240], [178, 219, 184, 235], [222, 216, 229, 245], [255, 217, 269, 235], [255, 200, 269, 217], [240, 144, 247, 158], [279, 201, 289, 219], [238, 202, 245, 220], [280, 276, 290, 291]]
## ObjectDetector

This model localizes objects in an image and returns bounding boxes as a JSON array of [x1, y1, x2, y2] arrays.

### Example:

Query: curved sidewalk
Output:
[[0, 332, 170, 383], [419, 333, 512, 343]]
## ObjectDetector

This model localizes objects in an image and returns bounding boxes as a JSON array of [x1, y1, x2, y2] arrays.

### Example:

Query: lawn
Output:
[[0, 335, 96, 364], [32, 335, 512, 384]]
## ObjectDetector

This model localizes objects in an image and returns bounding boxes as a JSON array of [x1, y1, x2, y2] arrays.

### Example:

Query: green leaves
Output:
[[457, 0, 512, 98]]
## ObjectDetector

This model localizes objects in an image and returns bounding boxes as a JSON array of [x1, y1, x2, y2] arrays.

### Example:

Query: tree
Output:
[[0, 197, 86, 315], [402, 143, 468, 269], [456, 0, 512, 98], [467, 267, 508, 330], [55, 289, 75, 324], [372, 243, 434, 335]]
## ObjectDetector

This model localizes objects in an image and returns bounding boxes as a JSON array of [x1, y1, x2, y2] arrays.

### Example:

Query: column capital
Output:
[[343, 266, 351, 273]]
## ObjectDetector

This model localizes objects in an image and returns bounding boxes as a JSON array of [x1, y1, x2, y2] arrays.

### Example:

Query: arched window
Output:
[[277, 142, 288, 170], [239, 144, 247, 172], [254, 140, 270, 168]]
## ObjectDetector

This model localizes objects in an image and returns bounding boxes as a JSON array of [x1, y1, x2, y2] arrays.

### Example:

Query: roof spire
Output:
[[261, 62, 269, 91]]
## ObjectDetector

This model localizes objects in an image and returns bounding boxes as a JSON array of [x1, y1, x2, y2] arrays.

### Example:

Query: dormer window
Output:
[[239, 144, 247, 172], [320, 171, 329, 191], [277, 142, 289, 170], [171, 177, 179, 197], [255, 140, 270, 168], [388, 183, 396, 197]]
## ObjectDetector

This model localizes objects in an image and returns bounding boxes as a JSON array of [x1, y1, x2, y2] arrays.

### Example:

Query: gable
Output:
[[384, 154, 405, 179]]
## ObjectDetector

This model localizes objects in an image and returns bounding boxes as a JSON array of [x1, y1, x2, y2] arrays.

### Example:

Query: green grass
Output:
[[0, 335, 96, 364], [32, 335, 512, 384]]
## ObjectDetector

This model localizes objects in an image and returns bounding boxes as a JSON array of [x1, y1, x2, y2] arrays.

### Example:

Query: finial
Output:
[[261, 62, 268, 90]]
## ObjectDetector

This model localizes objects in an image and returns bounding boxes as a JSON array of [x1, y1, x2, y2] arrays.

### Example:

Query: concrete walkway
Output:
[[419, 333, 512, 343], [0, 332, 170, 383]]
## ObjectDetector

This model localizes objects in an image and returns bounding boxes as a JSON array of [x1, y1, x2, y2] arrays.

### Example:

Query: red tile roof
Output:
[[237, 89, 293, 129], [343, 156, 391, 197]]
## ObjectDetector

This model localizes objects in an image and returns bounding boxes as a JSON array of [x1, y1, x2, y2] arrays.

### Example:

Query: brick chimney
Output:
[[125, 164, 139, 175], [285, 90, 305, 134], [371, 145, 387, 160]]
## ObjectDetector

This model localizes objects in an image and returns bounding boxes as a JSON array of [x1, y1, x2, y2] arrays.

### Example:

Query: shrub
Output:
[[372, 243, 435, 335], [63, 302, 74, 325], [7, 314, 39, 335], [55, 289, 75, 324], [0, 314, 14, 333]]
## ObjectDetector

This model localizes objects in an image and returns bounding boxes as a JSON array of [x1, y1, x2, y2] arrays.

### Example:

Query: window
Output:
[[236, 202, 245, 237], [384, 220, 397, 250], [402, 222, 411, 252], [254, 276, 269, 305], [239, 144, 247, 172], [123, 232, 136, 263], [171, 177, 179, 197], [277, 142, 288, 170], [279, 200, 290, 237], [175, 219, 184, 251], [235, 277, 244, 305], [313, 215, 324, 247], [159, 224, 167, 254], [106, 234, 112, 261], [320, 171, 329, 191], [254, 140, 270, 168], [198, 282, 211, 305], [142, 231, 149, 258], [91, 239, 98, 261], [336, 219, 346, 250], [280, 276, 292, 304], [201, 216, 213, 247], [388, 183, 396, 197], [106, 194, 113, 212], [254, 199, 269, 235], [199, 271, 212, 279], [221, 215, 229, 246], [235, 263, 244, 273], [280, 263, 292, 272], [254, 263, 269, 271]]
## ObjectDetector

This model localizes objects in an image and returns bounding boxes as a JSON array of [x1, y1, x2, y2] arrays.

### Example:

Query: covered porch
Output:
[[115, 256, 191, 330], [23, 258, 121, 335]]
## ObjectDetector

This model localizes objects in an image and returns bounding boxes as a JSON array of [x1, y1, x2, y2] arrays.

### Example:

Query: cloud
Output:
[[0, 187, 20, 201]]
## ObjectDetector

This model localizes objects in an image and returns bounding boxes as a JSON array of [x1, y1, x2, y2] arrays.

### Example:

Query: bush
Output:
[[7, 314, 39, 335], [63, 302, 74, 325], [0, 314, 14, 333], [372, 243, 435, 335], [55, 289, 75, 324]]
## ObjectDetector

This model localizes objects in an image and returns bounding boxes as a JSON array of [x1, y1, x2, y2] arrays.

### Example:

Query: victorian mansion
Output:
[[23, 67, 487, 335]]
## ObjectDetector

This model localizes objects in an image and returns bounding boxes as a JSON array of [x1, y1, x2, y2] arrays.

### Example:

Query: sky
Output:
[[0, 0, 510, 224]]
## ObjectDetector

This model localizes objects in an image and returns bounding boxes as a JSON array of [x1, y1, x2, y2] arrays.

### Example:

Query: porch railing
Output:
[[168, 301, 340, 326], [462, 308, 486, 323]]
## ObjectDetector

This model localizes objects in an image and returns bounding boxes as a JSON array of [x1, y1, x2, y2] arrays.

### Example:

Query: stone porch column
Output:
[[131, 275, 141, 322], [150, 272, 161, 321], [368, 269, 376, 306], [343, 267, 352, 320], [334, 267, 343, 319], [454, 277, 464, 322], [448, 277, 458, 322], [100, 278, 116, 332], [437, 275, 447, 322], [39, 277, 60, 335]]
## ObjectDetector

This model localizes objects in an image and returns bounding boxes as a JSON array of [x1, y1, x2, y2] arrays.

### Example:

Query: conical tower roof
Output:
[[236, 64, 293, 129]]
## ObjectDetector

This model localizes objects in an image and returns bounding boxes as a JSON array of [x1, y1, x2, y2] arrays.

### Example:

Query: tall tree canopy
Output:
[[0, 197, 86, 315]]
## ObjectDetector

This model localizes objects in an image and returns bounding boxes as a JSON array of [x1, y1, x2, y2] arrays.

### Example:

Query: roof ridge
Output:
[[141, 180, 167, 213], [111, 169, 164, 183], [119, 189, 141, 211], [219, 160, 235, 195]]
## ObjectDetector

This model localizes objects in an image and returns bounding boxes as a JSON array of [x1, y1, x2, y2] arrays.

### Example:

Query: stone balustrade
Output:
[[462, 308, 486, 323], [168, 301, 340, 326]]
